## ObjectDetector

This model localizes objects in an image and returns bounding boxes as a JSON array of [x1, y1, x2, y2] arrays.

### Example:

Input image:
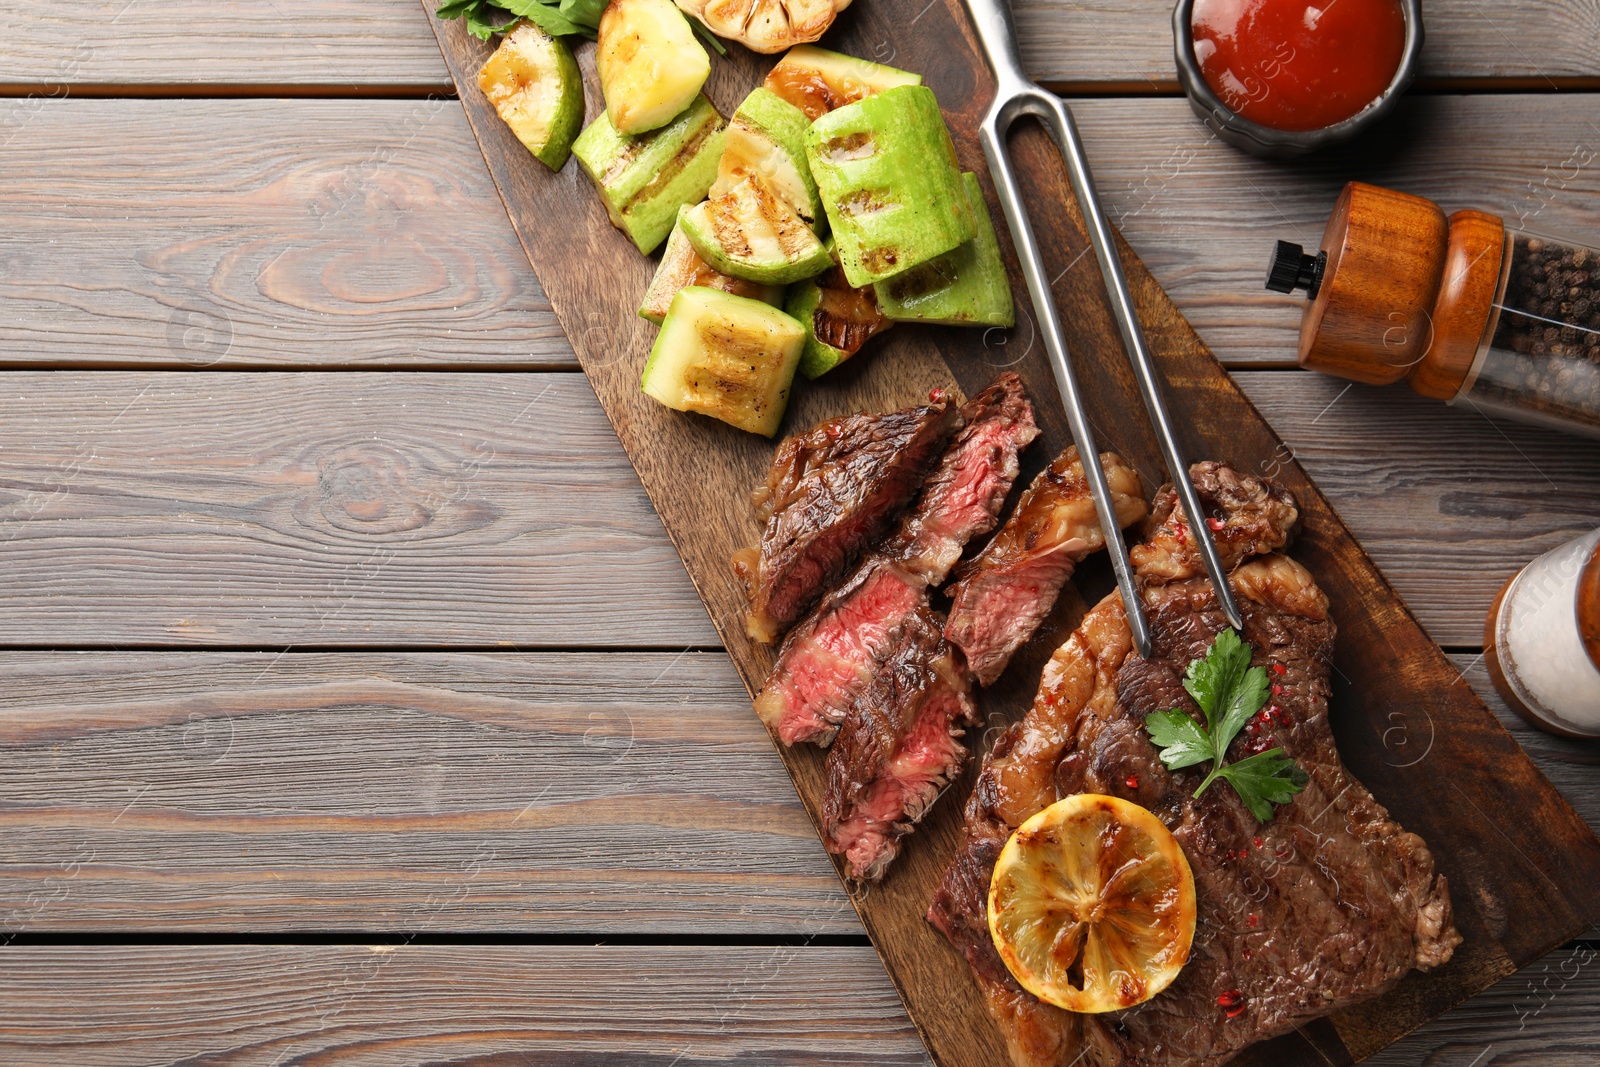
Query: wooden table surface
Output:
[[1, 2, 1597, 1064]]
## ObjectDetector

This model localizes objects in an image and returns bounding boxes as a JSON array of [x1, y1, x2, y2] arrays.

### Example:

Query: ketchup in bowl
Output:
[[1191, 0, 1406, 131]]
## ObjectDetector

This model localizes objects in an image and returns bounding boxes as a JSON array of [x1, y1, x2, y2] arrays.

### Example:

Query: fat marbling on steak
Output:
[[823, 605, 979, 881], [736, 396, 960, 644], [754, 373, 1038, 746], [946, 446, 1148, 686], [928, 462, 1460, 1067]]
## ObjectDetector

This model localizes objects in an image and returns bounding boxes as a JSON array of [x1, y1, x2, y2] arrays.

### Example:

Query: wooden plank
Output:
[[4, 97, 1597, 370], [0, 1, 454, 94], [1236, 371, 1600, 649], [0, 944, 929, 1067], [430, 10, 1600, 1067], [0, 651, 852, 933], [1, 944, 1595, 1066], [0, 371, 1592, 649], [1072, 95, 1600, 370], [4, 0, 1598, 90], [0, 371, 718, 648], [0, 99, 566, 368], [0, 649, 1589, 934]]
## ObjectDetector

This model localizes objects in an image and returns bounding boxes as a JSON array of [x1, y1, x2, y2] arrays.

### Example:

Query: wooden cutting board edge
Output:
[[422, 7, 1600, 1065]]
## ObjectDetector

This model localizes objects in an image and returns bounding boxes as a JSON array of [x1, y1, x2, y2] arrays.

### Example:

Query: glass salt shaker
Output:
[[1484, 529, 1600, 739], [1265, 181, 1600, 437]]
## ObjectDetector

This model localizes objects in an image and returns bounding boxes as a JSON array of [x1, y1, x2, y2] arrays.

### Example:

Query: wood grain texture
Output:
[[0, 944, 927, 1067], [4, 96, 1597, 370], [4, 0, 1598, 89], [1234, 372, 1600, 650], [428, 7, 1600, 1066], [1072, 95, 1600, 371], [1, 944, 1595, 1067], [0, 99, 564, 367], [0, 652, 851, 933], [0, 372, 718, 647], [0, 370, 1592, 649], [0, 648, 1589, 935]]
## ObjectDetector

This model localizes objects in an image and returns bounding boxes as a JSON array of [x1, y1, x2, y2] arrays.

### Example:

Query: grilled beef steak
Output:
[[929, 463, 1460, 1067], [737, 396, 960, 643], [823, 606, 978, 881], [755, 373, 1038, 746], [946, 447, 1147, 686]]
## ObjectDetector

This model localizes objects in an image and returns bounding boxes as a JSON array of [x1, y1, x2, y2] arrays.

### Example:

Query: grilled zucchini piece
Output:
[[639, 218, 784, 324], [680, 175, 832, 285], [477, 22, 584, 171], [597, 0, 710, 135], [711, 87, 821, 226], [786, 246, 894, 378], [806, 84, 974, 287], [763, 45, 921, 121], [573, 93, 726, 254], [874, 173, 1014, 327], [642, 286, 806, 436]]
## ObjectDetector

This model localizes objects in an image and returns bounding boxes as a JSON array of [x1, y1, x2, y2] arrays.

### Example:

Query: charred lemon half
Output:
[[988, 794, 1196, 1013]]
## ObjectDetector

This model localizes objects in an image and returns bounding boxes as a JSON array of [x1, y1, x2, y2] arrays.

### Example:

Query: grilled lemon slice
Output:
[[988, 794, 1196, 1013]]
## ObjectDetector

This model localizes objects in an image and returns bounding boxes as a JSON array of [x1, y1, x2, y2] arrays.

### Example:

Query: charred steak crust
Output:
[[823, 607, 979, 882], [946, 447, 1147, 686], [738, 397, 960, 643], [754, 373, 1038, 747], [930, 464, 1460, 1067]]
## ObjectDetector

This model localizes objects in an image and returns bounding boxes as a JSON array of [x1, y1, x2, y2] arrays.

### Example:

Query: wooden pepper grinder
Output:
[[1268, 181, 1600, 437]]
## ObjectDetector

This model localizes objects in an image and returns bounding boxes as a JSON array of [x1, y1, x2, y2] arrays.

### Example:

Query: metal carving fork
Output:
[[962, 0, 1243, 658]]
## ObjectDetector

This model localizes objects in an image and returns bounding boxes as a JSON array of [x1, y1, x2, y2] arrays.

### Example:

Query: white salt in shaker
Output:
[[1485, 528, 1600, 738]]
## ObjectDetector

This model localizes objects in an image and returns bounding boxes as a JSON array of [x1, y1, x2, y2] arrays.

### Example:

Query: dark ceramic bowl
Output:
[[1172, 0, 1424, 158]]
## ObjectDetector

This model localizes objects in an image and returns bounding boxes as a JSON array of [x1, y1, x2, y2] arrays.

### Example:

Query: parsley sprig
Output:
[[1143, 629, 1308, 822]]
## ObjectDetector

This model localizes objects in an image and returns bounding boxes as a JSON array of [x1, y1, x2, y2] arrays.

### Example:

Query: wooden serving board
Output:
[[426, 6, 1600, 1064]]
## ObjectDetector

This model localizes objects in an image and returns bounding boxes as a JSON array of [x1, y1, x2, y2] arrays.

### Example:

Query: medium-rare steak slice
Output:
[[946, 446, 1148, 686], [929, 463, 1460, 1067], [823, 606, 978, 881], [755, 372, 1038, 746], [737, 396, 960, 644]]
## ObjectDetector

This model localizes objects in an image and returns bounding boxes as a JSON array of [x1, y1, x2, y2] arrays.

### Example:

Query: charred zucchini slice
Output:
[[477, 22, 584, 171], [573, 93, 726, 255], [763, 45, 921, 121], [711, 87, 822, 226], [786, 246, 893, 378], [680, 175, 832, 285], [805, 84, 974, 288], [639, 218, 784, 324], [642, 286, 806, 436], [874, 173, 1014, 327], [597, 0, 710, 135]]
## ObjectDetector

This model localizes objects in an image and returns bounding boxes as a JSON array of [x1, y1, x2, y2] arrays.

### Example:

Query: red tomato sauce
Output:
[[1191, 0, 1406, 131]]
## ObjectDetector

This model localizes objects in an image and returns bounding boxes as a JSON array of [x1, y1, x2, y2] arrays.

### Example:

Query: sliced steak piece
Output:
[[823, 607, 978, 881], [945, 447, 1147, 686], [754, 373, 1038, 747], [930, 463, 1459, 1067], [737, 395, 960, 644]]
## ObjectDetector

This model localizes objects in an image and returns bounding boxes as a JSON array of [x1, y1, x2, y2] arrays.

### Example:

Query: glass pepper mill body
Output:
[[1268, 181, 1600, 437]]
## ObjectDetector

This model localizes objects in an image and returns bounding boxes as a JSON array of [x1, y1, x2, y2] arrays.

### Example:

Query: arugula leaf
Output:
[[436, 0, 600, 40], [1143, 710, 1214, 770], [1214, 749, 1310, 822], [1142, 629, 1307, 822]]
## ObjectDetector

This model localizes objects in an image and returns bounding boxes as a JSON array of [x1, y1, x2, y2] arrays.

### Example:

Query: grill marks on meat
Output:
[[930, 463, 1459, 1067], [946, 447, 1148, 686], [754, 373, 1039, 747], [737, 397, 959, 643], [823, 608, 979, 881]]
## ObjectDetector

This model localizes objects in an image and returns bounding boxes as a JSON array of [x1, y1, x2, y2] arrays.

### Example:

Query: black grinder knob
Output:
[[1264, 240, 1327, 297]]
